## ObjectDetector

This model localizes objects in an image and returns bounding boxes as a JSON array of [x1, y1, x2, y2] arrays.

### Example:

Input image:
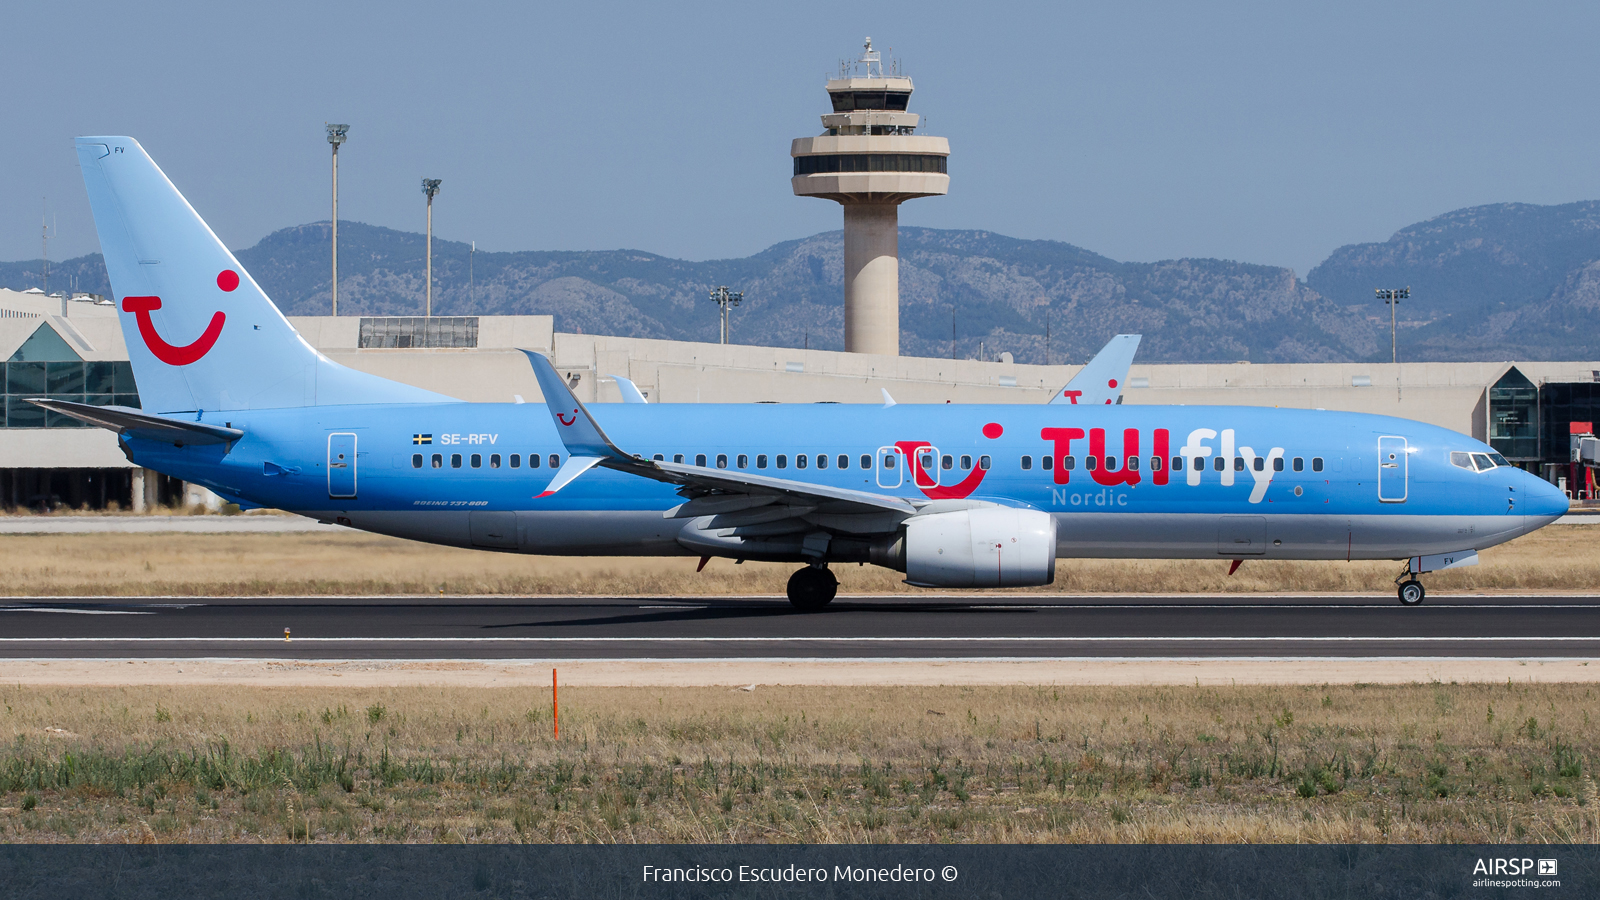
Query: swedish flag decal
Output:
[[412, 434, 432, 445]]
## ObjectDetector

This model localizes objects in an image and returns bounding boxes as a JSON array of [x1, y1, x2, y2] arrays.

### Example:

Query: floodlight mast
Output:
[[1376, 287, 1410, 400], [326, 124, 348, 316], [709, 286, 743, 344], [422, 178, 442, 317]]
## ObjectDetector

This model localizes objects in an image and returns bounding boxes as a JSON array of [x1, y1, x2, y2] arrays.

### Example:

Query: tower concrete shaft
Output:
[[791, 38, 948, 356]]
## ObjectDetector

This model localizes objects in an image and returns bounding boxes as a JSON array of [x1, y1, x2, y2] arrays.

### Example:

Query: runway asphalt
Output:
[[2, 594, 1598, 660]]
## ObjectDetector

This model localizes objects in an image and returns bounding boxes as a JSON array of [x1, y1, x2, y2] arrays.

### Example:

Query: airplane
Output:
[[34, 137, 1571, 611]]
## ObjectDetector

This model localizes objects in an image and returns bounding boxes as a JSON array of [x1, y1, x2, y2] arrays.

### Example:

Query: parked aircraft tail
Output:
[[1050, 334, 1141, 405], [74, 136, 450, 414]]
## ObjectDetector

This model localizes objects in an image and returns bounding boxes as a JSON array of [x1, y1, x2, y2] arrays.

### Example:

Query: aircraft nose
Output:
[[1521, 470, 1571, 522]]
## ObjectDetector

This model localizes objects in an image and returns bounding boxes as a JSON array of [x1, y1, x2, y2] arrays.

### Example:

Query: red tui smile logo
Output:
[[893, 422, 1004, 500], [119, 269, 235, 366], [556, 410, 578, 426]]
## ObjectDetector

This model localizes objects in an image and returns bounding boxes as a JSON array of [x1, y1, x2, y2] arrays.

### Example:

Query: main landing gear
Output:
[[787, 565, 838, 611]]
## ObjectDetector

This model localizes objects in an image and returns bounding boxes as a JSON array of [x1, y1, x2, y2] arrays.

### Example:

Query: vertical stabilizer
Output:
[[1050, 334, 1141, 405], [74, 136, 451, 413]]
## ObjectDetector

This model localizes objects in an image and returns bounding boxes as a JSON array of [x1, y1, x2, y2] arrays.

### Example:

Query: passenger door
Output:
[[328, 433, 357, 499], [1378, 436, 1408, 503]]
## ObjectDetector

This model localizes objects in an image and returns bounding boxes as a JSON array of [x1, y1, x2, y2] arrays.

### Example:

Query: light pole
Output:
[[326, 124, 348, 315], [708, 286, 743, 344], [1376, 286, 1409, 400], [421, 178, 442, 317]]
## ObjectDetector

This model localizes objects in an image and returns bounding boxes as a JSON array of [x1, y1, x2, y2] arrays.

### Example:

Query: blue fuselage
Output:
[[126, 402, 1569, 563]]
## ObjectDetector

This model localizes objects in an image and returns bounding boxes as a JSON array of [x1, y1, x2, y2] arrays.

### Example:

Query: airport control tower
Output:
[[792, 39, 949, 356]]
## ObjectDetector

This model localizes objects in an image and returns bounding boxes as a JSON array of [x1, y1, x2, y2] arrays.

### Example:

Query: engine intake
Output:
[[897, 508, 1057, 588]]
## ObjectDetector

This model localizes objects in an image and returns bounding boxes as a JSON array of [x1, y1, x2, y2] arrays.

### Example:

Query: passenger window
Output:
[[412, 453, 423, 469], [1253, 457, 1264, 472], [737, 454, 748, 469], [816, 454, 828, 469], [979, 455, 991, 470], [1063, 456, 1075, 470], [1312, 457, 1324, 472], [528, 454, 540, 468], [757, 454, 768, 469], [838, 454, 849, 469], [1472, 453, 1494, 471], [511, 454, 522, 468], [1272, 457, 1283, 472], [1292, 457, 1303, 472], [432, 453, 442, 468], [778, 454, 789, 469], [1234, 457, 1245, 471], [491, 454, 501, 468], [1104, 456, 1118, 471], [941, 455, 953, 470], [1171, 457, 1182, 471], [451, 454, 463, 468], [1213, 457, 1225, 472], [796, 454, 808, 469], [470, 454, 482, 468], [1042, 455, 1053, 470], [716, 454, 728, 469], [1085, 456, 1098, 471], [652, 453, 663, 462], [880, 453, 893, 469], [549, 454, 560, 468], [1021, 456, 1033, 470], [1126, 456, 1139, 471], [695, 453, 707, 467], [673, 454, 684, 464], [961, 455, 972, 470], [859, 454, 871, 469], [919, 453, 934, 471], [1150, 456, 1162, 471]]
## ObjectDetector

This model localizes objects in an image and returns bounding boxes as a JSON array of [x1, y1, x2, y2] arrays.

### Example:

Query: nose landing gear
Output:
[[787, 565, 838, 611], [1397, 579, 1425, 606]]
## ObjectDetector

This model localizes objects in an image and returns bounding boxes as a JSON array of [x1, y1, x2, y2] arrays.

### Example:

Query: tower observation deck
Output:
[[791, 39, 949, 356]]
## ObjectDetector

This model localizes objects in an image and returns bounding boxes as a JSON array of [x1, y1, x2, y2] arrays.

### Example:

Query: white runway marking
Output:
[[0, 607, 155, 616], [1, 635, 1597, 643]]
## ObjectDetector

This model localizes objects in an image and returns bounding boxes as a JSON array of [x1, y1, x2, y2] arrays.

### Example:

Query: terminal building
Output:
[[4, 286, 1598, 510], [3, 40, 1598, 509]]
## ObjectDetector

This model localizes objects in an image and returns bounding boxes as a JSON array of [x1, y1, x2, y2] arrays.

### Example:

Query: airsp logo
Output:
[[1471, 858, 1554, 876]]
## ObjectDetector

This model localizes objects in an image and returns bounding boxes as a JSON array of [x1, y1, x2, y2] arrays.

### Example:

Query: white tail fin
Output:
[[75, 136, 450, 413], [1050, 334, 1141, 405]]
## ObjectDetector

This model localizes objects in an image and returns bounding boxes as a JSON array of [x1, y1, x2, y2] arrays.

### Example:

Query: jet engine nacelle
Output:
[[900, 508, 1057, 588]]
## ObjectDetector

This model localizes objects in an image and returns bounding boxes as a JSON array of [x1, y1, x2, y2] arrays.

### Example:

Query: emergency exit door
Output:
[[328, 433, 357, 498]]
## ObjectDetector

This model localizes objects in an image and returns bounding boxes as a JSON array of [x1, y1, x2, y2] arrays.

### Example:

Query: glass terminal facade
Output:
[[358, 317, 479, 349], [3, 323, 139, 429]]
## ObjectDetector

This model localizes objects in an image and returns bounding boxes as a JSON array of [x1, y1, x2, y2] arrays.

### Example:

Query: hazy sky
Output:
[[6, 1, 1600, 276]]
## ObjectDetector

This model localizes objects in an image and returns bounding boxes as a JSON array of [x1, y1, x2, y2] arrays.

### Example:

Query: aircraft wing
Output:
[[1050, 334, 1140, 405], [25, 398, 243, 446], [520, 350, 916, 521]]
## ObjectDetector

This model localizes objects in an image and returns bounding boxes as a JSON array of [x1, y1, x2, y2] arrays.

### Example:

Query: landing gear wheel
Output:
[[787, 566, 838, 611], [1398, 580, 1425, 606]]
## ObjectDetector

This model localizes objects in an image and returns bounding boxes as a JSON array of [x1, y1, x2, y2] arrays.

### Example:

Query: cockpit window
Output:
[[1488, 452, 1511, 467], [1471, 453, 1495, 472], [1450, 451, 1474, 470]]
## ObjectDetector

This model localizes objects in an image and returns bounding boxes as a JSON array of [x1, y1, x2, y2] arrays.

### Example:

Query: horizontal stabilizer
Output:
[[26, 398, 242, 445]]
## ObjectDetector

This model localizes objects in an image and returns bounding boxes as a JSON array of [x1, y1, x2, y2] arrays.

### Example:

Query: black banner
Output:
[[0, 844, 1593, 898]]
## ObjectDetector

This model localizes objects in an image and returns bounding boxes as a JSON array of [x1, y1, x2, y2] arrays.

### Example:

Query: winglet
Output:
[[881, 388, 897, 408], [1050, 334, 1141, 405], [608, 374, 648, 403], [521, 350, 630, 460]]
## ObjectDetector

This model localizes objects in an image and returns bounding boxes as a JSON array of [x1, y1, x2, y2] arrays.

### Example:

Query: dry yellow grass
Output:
[[0, 524, 1595, 596], [3, 683, 1598, 843]]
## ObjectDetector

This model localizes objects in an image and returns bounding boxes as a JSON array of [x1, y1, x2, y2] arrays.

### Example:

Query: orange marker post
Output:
[[552, 667, 559, 740]]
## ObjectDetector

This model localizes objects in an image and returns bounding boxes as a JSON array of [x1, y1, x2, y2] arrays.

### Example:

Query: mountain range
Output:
[[7, 200, 1600, 365]]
